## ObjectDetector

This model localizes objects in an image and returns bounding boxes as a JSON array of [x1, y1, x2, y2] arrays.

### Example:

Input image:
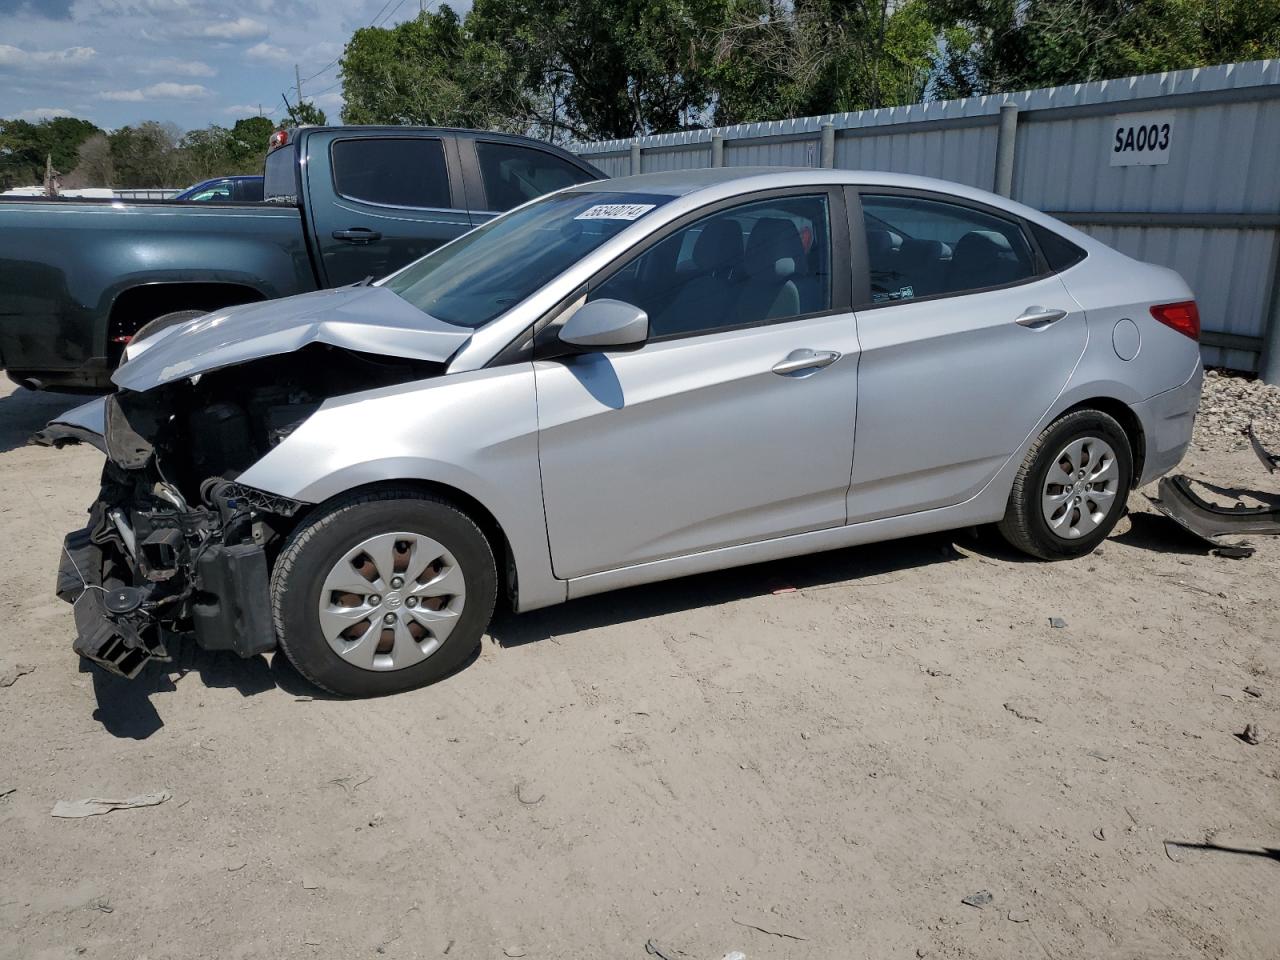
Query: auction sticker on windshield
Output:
[[574, 203, 657, 221]]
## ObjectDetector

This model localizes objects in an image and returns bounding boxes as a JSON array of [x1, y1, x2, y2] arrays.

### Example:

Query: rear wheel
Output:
[[271, 489, 498, 697], [998, 409, 1133, 560]]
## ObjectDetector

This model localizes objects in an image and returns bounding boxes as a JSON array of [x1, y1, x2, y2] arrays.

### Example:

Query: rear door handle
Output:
[[1015, 306, 1068, 328], [773, 349, 841, 376], [332, 227, 383, 243]]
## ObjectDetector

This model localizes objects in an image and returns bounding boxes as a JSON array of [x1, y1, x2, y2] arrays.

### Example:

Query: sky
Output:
[[0, 0, 459, 130]]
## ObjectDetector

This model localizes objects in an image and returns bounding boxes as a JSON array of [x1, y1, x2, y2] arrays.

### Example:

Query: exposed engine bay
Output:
[[39, 345, 445, 678]]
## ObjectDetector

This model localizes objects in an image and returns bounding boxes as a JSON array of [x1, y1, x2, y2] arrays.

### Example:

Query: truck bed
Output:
[[0, 198, 316, 388]]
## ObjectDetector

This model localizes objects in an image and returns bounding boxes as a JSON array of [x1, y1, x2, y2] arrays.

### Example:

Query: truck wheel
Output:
[[271, 489, 498, 697], [997, 408, 1133, 560], [122, 309, 206, 360]]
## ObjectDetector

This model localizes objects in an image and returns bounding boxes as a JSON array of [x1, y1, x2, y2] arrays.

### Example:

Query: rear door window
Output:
[[859, 194, 1036, 304], [476, 141, 596, 212], [331, 137, 452, 209]]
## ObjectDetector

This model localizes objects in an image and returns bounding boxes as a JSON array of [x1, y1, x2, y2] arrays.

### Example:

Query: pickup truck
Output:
[[0, 126, 602, 390]]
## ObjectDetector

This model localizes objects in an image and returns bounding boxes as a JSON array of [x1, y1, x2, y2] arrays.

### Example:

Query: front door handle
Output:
[[773, 349, 841, 376], [1015, 306, 1068, 328], [332, 227, 383, 244]]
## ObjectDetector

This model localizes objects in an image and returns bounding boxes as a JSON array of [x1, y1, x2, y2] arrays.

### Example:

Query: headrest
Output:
[[745, 217, 804, 278], [692, 218, 744, 272], [952, 230, 1010, 264], [900, 238, 949, 261]]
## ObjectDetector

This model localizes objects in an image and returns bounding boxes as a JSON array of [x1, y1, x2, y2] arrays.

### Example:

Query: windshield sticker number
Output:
[[574, 203, 656, 221]]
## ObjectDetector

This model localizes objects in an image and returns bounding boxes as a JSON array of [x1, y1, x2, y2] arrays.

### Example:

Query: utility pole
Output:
[[295, 64, 303, 104]]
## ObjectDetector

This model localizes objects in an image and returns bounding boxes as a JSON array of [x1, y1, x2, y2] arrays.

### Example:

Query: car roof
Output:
[[564, 166, 1000, 198], [564, 166, 1100, 246]]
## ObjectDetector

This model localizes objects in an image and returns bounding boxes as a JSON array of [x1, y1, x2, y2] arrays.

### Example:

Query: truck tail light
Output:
[[1150, 300, 1200, 341], [268, 129, 289, 151]]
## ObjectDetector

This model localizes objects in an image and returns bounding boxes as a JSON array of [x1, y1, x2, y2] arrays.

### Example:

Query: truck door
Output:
[[305, 130, 473, 287]]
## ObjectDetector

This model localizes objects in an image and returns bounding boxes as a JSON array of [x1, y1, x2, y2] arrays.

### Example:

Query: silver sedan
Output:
[[47, 168, 1203, 696]]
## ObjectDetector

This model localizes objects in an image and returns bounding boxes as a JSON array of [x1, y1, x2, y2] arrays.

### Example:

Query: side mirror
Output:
[[558, 298, 648, 352]]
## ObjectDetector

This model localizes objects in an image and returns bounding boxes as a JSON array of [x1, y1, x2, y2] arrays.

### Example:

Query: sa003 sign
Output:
[[1111, 111, 1173, 166]]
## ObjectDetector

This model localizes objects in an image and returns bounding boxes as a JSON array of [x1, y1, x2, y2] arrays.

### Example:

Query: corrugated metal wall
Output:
[[575, 60, 1280, 378]]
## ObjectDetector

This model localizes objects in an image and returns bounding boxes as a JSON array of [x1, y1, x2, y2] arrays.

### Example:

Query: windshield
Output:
[[383, 190, 673, 329]]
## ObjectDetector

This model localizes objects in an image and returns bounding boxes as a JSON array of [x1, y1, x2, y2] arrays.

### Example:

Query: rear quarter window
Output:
[[264, 147, 300, 205], [1031, 222, 1088, 272]]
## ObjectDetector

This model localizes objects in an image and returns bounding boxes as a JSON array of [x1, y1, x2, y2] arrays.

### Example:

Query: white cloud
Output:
[[0, 44, 96, 68], [141, 57, 216, 78], [199, 17, 269, 41], [15, 106, 76, 121], [244, 41, 289, 63], [313, 90, 344, 111], [221, 103, 273, 116], [98, 82, 210, 101]]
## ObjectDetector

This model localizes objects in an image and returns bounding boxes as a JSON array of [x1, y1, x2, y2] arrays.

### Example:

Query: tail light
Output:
[[268, 129, 289, 151], [1150, 300, 1199, 341]]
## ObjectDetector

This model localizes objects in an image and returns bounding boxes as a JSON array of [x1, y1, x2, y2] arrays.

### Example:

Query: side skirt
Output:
[[565, 494, 1006, 601]]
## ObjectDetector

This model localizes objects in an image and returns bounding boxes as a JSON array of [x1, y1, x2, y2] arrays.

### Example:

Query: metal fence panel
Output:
[[574, 59, 1280, 378]]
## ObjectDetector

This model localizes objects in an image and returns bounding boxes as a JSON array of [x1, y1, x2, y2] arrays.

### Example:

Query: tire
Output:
[[271, 489, 498, 697], [997, 408, 1134, 560], [124, 309, 206, 356]]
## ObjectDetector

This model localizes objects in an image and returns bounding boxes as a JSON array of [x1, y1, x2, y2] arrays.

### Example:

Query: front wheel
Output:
[[271, 489, 498, 697], [997, 409, 1134, 560]]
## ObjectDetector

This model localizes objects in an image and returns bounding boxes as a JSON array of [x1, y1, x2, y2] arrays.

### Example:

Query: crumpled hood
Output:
[[112, 285, 473, 392]]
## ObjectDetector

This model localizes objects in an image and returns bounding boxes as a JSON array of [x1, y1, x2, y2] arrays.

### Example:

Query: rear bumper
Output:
[[1132, 363, 1203, 487]]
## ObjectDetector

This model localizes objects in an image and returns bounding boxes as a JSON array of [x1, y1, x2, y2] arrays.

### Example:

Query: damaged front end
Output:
[[39, 342, 448, 679]]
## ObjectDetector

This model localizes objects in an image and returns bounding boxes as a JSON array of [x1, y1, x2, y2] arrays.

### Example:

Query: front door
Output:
[[535, 191, 861, 580], [306, 131, 472, 286], [847, 191, 1088, 522]]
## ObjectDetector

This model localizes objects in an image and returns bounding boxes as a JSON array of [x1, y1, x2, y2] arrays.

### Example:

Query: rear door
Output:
[[458, 137, 601, 225], [305, 130, 472, 286], [847, 189, 1087, 522]]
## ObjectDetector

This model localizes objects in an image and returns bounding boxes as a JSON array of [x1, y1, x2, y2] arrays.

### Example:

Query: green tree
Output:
[[284, 99, 328, 127], [467, 0, 734, 139], [341, 5, 522, 130], [712, 0, 937, 123], [108, 121, 182, 188], [228, 116, 276, 169], [0, 115, 101, 189], [926, 0, 1280, 98]]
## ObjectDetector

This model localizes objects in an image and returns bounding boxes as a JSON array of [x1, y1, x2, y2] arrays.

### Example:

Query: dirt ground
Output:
[[0, 373, 1276, 960]]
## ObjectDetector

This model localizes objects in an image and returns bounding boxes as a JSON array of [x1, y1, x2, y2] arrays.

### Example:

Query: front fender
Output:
[[237, 364, 566, 611]]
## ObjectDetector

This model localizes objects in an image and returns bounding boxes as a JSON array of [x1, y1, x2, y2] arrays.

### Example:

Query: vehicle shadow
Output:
[[0, 383, 92, 454], [84, 644, 335, 740], [489, 531, 967, 649], [1113, 510, 1225, 555]]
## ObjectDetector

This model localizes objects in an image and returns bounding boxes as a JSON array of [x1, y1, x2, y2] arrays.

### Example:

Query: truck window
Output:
[[476, 141, 595, 212], [332, 138, 452, 209], [264, 147, 299, 205]]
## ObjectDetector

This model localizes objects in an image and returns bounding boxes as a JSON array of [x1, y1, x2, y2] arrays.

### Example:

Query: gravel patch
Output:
[[1193, 367, 1280, 450]]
